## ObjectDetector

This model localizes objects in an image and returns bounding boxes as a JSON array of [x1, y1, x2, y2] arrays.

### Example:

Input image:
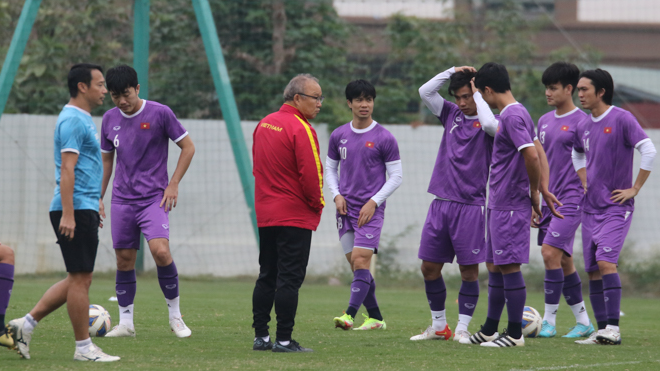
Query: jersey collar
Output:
[[554, 107, 580, 118], [350, 120, 378, 133], [591, 105, 614, 122], [64, 104, 91, 117], [119, 99, 147, 118]]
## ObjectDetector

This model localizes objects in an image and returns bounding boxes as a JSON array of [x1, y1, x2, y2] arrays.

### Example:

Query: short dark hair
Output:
[[542, 62, 580, 95], [68, 63, 103, 98], [106, 65, 139, 95], [474, 62, 511, 93], [448, 70, 476, 97], [579, 68, 614, 105], [345, 79, 376, 102]]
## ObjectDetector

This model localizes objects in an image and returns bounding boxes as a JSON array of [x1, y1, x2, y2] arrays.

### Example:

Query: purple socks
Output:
[[116, 269, 137, 307], [362, 273, 378, 310], [347, 269, 371, 317], [544, 268, 564, 305], [503, 271, 526, 339], [562, 271, 583, 305], [0, 263, 14, 319], [157, 262, 179, 300], [602, 273, 622, 327], [589, 279, 607, 330], [482, 271, 504, 335], [425, 276, 447, 311], [458, 280, 479, 316]]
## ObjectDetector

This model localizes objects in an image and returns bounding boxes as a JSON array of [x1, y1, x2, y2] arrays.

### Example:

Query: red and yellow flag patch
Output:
[[141, 122, 150, 130]]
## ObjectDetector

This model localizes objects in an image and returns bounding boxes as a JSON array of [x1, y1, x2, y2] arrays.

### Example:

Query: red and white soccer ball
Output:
[[89, 304, 111, 337], [522, 306, 542, 338]]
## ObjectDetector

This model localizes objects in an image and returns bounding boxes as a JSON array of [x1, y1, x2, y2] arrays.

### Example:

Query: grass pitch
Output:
[[3, 275, 659, 370]]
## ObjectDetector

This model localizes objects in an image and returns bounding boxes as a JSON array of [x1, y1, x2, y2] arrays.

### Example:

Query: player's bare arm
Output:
[[521, 146, 543, 218], [611, 169, 650, 204], [59, 152, 79, 240], [99, 151, 115, 228], [161, 135, 195, 211], [534, 139, 563, 218]]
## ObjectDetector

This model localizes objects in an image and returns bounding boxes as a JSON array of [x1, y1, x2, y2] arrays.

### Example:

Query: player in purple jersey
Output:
[[0, 243, 15, 349], [533, 62, 595, 339], [99, 65, 196, 338], [410, 66, 497, 344], [468, 63, 562, 348], [572, 69, 655, 345], [326, 80, 402, 331]]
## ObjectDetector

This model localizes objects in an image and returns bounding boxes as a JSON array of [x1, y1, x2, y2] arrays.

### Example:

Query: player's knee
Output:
[[153, 248, 173, 266], [69, 271, 93, 288], [459, 265, 478, 282], [541, 245, 562, 267], [0, 244, 15, 264], [420, 261, 442, 280]]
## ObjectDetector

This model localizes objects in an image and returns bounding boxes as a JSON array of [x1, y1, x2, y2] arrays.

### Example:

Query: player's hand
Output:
[[160, 182, 179, 212], [99, 199, 106, 228], [59, 212, 76, 240], [358, 199, 377, 228], [542, 190, 564, 219], [470, 77, 478, 94], [531, 209, 541, 228], [582, 181, 588, 194], [455, 66, 477, 74], [611, 187, 638, 204], [334, 195, 347, 215]]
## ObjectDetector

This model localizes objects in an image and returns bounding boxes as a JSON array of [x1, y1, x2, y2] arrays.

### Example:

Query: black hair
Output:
[[345, 79, 376, 102], [67, 63, 103, 98], [542, 62, 580, 95], [474, 62, 511, 93], [106, 65, 139, 95], [579, 68, 614, 105], [448, 70, 476, 97]]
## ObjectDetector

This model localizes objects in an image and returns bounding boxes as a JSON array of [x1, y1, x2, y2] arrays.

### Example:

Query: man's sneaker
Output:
[[73, 344, 120, 362], [169, 317, 192, 338], [410, 324, 452, 340], [466, 326, 499, 344], [538, 320, 557, 338], [333, 313, 354, 330], [353, 314, 386, 330], [253, 337, 273, 351], [7, 318, 30, 359], [480, 330, 525, 348], [0, 327, 14, 349], [272, 339, 313, 353], [574, 331, 600, 345], [596, 326, 622, 345], [563, 322, 595, 338], [105, 324, 136, 338], [453, 329, 471, 344]]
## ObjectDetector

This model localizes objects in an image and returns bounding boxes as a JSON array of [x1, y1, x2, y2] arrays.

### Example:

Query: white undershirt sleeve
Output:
[[325, 157, 341, 201], [370, 160, 403, 207], [473, 91, 498, 137], [419, 67, 455, 117], [572, 148, 586, 171], [635, 138, 656, 171]]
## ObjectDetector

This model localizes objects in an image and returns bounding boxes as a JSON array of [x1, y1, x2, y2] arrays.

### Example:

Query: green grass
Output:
[[3, 275, 660, 370]]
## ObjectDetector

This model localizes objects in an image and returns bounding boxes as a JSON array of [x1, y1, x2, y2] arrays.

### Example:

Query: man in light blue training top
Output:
[[327, 80, 402, 331], [9, 64, 120, 362]]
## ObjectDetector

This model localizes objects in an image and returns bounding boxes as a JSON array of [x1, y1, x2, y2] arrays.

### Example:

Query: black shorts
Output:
[[49, 210, 99, 273]]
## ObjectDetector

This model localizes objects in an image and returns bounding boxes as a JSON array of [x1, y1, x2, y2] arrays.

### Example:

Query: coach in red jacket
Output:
[[251, 74, 324, 353]]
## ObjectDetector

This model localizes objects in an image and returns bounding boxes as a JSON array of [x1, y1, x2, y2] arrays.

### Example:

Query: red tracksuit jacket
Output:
[[252, 104, 325, 231]]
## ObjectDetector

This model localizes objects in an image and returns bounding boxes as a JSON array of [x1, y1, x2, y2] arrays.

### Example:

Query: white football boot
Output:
[[105, 324, 136, 337], [170, 317, 192, 338], [575, 330, 600, 345], [74, 343, 121, 362]]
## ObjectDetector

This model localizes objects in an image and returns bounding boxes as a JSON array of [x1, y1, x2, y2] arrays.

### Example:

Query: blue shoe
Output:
[[538, 320, 556, 338], [563, 322, 595, 338]]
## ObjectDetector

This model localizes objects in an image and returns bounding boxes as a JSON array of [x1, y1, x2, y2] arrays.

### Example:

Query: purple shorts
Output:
[[487, 208, 532, 265], [337, 212, 383, 251], [581, 210, 633, 273], [537, 204, 582, 256], [111, 199, 169, 249], [418, 199, 486, 265]]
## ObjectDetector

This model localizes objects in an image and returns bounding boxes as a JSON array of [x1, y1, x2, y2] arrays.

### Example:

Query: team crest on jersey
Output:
[[455, 117, 462, 122], [473, 121, 481, 128], [542, 124, 548, 129], [365, 141, 375, 148], [604, 127, 612, 134], [113, 126, 121, 131], [561, 125, 569, 131], [584, 131, 590, 136], [340, 139, 348, 144]]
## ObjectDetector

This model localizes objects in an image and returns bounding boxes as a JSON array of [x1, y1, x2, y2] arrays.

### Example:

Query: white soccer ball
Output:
[[89, 304, 111, 337], [522, 306, 542, 338]]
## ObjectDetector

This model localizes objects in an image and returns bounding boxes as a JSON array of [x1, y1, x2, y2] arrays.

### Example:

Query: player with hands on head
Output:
[[327, 79, 402, 331], [411, 65, 496, 343]]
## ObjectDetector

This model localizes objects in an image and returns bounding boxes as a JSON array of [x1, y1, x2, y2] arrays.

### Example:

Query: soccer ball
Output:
[[89, 304, 111, 337], [522, 306, 542, 338]]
